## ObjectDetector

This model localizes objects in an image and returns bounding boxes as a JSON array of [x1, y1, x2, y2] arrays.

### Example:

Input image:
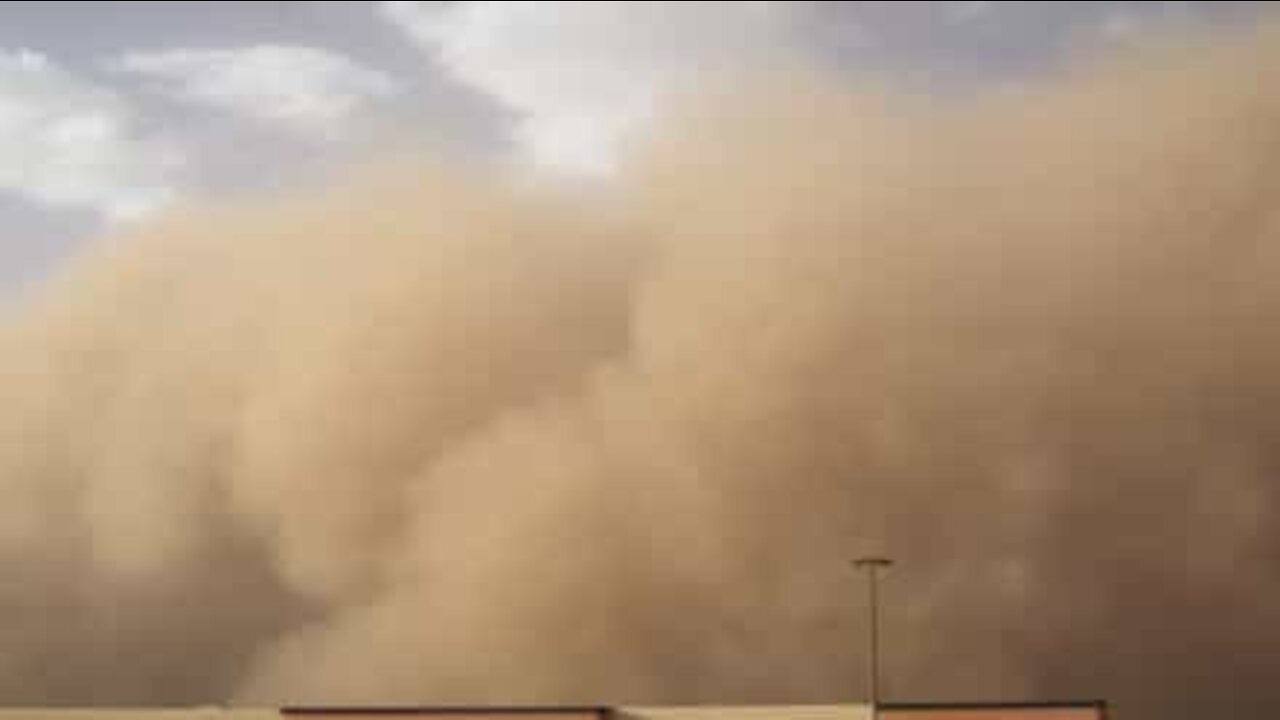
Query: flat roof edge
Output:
[[277, 702, 1108, 715], [879, 701, 1107, 710], [282, 708, 612, 716]]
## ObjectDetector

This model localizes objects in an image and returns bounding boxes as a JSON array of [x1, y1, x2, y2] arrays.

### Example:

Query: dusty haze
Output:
[[2, 21, 1280, 720]]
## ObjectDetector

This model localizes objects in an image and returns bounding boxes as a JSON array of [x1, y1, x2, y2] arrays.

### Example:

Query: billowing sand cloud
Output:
[[2, 21, 1279, 720]]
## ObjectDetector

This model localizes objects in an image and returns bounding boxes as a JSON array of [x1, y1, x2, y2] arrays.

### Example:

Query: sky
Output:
[[0, 1, 1266, 301]]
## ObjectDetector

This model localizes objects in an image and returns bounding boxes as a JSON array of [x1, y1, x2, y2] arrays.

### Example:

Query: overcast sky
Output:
[[0, 0, 1266, 302]]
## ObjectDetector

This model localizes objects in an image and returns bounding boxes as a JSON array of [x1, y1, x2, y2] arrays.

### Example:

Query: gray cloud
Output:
[[114, 45, 401, 137]]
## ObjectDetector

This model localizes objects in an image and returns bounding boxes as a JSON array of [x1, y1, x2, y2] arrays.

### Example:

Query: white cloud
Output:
[[382, 1, 810, 175], [115, 45, 400, 136], [0, 50, 179, 220]]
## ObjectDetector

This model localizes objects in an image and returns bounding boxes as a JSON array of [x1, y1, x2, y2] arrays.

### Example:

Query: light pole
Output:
[[853, 556, 893, 718]]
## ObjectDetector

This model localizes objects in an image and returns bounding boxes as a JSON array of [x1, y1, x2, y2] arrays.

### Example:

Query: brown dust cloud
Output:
[[2, 20, 1280, 720]]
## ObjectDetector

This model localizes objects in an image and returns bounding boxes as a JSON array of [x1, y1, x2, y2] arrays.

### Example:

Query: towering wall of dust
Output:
[[2, 22, 1280, 720]]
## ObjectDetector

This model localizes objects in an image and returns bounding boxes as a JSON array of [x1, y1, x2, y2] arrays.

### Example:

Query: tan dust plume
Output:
[[2, 22, 1280, 720]]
